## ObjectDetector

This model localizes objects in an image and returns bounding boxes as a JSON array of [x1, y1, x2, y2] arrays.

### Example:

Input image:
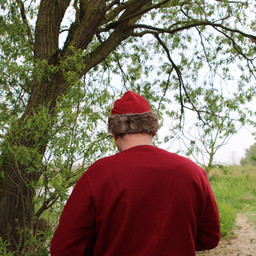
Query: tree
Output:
[[164, 86, 247, 175], [240, 141, 256, 165], [0, 0, 255, 254]]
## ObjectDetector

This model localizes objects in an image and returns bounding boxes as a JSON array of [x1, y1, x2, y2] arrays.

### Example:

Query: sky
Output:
[[214, 126, 255, 165], [159, 123, 255, 166]]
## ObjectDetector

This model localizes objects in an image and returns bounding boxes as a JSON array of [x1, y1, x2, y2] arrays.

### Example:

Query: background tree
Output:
[[240, 141, 256, 165], [0, 0, 255, 254], [164, 85, 249, 175]]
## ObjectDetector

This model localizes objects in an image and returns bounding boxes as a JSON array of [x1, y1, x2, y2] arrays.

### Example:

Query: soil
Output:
[[197, 213, 256, 256]]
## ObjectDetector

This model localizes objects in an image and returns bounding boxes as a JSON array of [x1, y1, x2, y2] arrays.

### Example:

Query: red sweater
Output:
[[51, 145, 220, 256]]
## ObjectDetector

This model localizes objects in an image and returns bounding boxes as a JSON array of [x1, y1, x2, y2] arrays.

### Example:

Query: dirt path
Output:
[[197, 213, 256, 256]]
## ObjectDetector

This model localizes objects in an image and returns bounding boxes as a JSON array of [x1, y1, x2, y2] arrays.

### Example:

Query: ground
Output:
[[197, 213, 256, 256]]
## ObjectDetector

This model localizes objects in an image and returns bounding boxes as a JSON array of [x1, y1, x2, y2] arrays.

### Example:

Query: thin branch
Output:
[[247, 59, 256, 80], [213, 26, 256, 61], [183, 105, 239, 123], [154, 34, 184, 115], [195, 27, 216, 83], [105, 0, 120, 13], [154, 34, 207, 125], [214, 0, 251, 5], [17, 0, 34, 49], [130, 22, 215, 37], [103, 1, 129, 25], [113, 51, 131, 90], [129, 21, 256, 44], [157, 68, 173, 112], [180, 4, 232, 24], [213, 23, 256, 42], [35, 173, 82, 218], [102, 0, 170, 31]]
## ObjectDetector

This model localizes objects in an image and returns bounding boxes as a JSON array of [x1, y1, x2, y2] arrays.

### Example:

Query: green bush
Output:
[[0, 238, 15, 256], [240, 143, 256, 166]]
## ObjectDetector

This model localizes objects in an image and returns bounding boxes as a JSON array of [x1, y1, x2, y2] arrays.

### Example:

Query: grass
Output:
[[196, 165, 256, 256], [209, 165, 256, 238]]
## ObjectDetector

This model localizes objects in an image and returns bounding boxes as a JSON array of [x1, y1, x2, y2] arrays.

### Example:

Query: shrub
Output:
[[0, 238, 15, 256]]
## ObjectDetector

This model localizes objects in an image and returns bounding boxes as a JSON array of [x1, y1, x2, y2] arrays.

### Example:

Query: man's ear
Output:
[[113, 134, 118, 140]]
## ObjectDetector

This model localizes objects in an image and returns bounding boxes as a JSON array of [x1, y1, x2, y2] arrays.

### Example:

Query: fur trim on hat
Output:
[[108, 112, 159, 135]]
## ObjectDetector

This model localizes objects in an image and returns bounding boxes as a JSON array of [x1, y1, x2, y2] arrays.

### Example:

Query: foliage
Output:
[[0, 238, 15, 256], [0, 0, 256, 254], [19, 228, 52, 256], [163, 86, 253, 173], [240, 142, 256, 165]]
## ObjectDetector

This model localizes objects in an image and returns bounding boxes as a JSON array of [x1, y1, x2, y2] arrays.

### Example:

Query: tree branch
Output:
[[195, 27, 216, 78], [131, 21, 256, 43], [35, 165, 85, 218], [62, 0, 106, 57], [17, 0, 34, 49], [158, 68, 173, 112], [102, 0, 170, 32], [154, 33, 211, 125], [35, 0, 71, 60], [154, 34, 184, 121], [103, 0, 125, 24], [213, 26, 256, 61], [113, 51, 131, 90], [81, 1, 152, 74]]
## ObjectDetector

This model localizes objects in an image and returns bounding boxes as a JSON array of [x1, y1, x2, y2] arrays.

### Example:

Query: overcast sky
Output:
[[214, 126, 255, 165]]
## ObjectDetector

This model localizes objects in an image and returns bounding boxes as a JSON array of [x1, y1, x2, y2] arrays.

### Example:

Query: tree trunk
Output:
[[0, 158, 40, 252], [206, 150, 214, 177], [0, 72, 66, 253]]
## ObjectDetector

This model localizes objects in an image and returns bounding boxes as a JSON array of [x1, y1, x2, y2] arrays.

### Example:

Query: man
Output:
[[50, 91, 220, 256]]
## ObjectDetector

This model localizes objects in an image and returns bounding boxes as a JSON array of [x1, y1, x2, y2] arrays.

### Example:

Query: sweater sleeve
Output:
[[195, 174, 221, 251], [50, 173, 95, 256]]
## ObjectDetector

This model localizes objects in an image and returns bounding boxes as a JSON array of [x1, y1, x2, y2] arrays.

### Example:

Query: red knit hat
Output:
[[108, 91, 159, 135], [111, 91, 152, 115]]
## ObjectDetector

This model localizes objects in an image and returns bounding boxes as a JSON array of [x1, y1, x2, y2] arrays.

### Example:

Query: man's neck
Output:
[[117, 133, 153, 151]]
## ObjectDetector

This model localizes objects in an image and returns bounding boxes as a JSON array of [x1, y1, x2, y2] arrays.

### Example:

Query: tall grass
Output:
[[209, 165, 256, 238]]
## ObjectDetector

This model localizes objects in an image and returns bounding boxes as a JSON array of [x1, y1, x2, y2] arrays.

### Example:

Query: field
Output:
[[210, 165, 256, 236], [197, 165, 256, 256]]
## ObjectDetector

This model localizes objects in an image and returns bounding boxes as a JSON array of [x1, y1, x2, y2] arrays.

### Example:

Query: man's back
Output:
[[51, 145, 220, 256]]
